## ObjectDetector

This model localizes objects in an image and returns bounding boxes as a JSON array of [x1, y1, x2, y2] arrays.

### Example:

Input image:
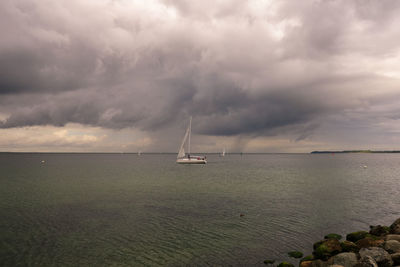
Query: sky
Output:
[[1, 0, 400, 153]]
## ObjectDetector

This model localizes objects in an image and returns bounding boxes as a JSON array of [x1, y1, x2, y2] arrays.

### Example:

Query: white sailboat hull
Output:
[[176, 157, 207, 164]]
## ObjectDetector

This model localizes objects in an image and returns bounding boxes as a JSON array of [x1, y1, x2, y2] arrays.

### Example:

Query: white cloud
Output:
[[0, 123, 153, 152]]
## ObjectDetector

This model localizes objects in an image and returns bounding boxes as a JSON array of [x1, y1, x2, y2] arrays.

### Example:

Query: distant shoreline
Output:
[[311, 150, 400, 154]]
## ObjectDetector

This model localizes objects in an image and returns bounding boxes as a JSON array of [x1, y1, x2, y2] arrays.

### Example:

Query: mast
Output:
[[188, 116, 192, 156]]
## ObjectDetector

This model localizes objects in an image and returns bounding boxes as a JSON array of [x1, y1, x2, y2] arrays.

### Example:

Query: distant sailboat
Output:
[[176, 117, 207, 164], [221, 147, 226, 157], [138, 151, 141, 156]]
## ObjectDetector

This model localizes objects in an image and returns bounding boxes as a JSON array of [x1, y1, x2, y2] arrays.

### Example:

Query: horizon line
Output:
[[0, 151, 308, 154], [1, 150, 400, 154]]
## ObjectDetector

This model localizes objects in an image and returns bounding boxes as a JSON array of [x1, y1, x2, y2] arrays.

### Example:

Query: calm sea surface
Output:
[[1, 153, 400, 266]]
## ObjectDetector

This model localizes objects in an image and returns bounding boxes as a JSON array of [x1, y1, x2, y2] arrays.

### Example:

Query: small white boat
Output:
[[221, 147, 226, 157], [176, 117, 206, 164]]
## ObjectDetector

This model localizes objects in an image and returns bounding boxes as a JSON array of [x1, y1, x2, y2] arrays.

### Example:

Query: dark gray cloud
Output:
[[1, 0, 400, 150]]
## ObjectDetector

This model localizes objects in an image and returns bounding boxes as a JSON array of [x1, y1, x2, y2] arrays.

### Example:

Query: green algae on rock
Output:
[[300, 255, 314, 263], [346, 231, 369, 242], [288, 251, 303, 259], [340, 240, 359, 253], [313, 239, 342, 260], [324, 233, 342, 240], [369, 225, 390, 236], [277, 261, 295, 267], [263, 259, 275, 265]]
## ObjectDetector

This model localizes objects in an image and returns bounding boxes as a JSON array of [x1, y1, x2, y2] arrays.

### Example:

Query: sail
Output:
[[177, 126, 190, 158], [178, 147, 185, 158]]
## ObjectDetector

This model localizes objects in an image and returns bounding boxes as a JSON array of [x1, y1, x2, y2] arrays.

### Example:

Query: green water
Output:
[[1, 153, 400, 266]]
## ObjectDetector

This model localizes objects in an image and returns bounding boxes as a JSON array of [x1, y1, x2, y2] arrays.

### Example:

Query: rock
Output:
[[325, 234, 343, 240], [301, 255, 315, 263], [300, 261, 313, 267], [347, 231, 370, 243], [384, 240, 400, 254], [391, 253, 400, 265], [354, 256, 378, 267], [288, 251, 304, 258], [331, 252, 358, 267], [278, 262, 295, 267], [390, 218, 400, 235], [356, 237, 385, 248], [313, 239, 342, 260], [314, 240, 325, 250], [370, 225, 390, 237], [386, 235, 400, 242], [310, 260, 329, 267], [263, 259, 275, 265], [359, 247, 393, 267], [341, 240, 359, 253]]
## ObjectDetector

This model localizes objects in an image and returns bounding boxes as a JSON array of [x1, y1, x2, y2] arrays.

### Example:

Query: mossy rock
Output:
[[313, 239, 342, 260], [277, 262, 295, 267], [382, 226, 391, 234], [340, 240, 359, 253], [263, 259, 275, 265], [300, 255, 314, 263], [324, 233, 342, 240], [313, 240, 324, 250], [356, 237, 384, 248], [369, 225, 390, 236], [314, 244, 329, 260], [288, 251, 303, 259], [390, 218, 400, 234], [365, 233, 380, 240], [346, 231, 369, 242]]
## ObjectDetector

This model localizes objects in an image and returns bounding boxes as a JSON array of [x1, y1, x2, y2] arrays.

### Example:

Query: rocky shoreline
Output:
[[266, 217, 400, 267]]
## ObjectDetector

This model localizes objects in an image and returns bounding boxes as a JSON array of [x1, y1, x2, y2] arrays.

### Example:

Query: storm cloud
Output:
[[1, 0, 400, 151]]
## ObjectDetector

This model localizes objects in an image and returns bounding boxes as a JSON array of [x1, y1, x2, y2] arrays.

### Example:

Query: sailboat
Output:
[[221, 147, 226, 157], [176, 117, 207, 164]]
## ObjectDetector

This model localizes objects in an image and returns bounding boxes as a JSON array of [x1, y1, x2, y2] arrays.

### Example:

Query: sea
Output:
[[1, 153, 400, 266]]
